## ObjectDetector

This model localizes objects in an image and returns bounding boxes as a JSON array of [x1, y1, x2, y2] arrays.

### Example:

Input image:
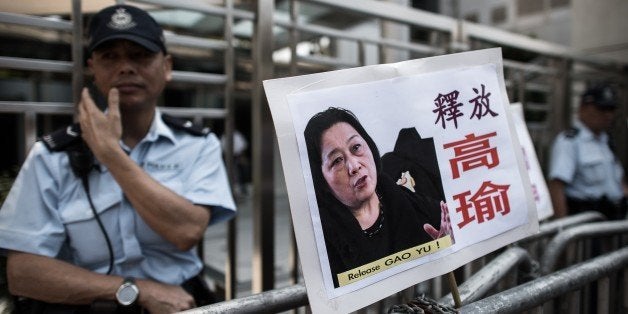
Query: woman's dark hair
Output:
[[303, 107, 381, 206]]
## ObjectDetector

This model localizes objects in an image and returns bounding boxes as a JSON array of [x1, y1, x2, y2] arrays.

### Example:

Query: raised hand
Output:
[[423, 201, 454, 242], [78, 87, 122, 164]]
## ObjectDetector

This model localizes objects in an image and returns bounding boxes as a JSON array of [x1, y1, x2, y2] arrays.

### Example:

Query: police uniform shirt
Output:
[[0, 109, 236, 285], [548, 120, 624, 203]]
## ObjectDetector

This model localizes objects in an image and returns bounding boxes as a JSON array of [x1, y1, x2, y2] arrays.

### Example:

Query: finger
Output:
[[440, 201, 451, 221], [107, 88, 120, 119], [423, 223, 439, 240], [80, 87, 98, 113], [79, 88, 94, 129], [79, 88, 88, 116]]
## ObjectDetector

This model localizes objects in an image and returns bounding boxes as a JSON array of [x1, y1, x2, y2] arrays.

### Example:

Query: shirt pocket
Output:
[[578, 145, 605, 185], [59, 192, 121, 270]]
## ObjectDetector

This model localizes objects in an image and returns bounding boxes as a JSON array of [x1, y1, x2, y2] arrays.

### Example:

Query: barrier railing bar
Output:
[[540, 220, 628, 275], [131, 0, 254, 20], [305, 0, 454, 32], [459, 246, 628, 313], [276, 19, 444, 56], [181, 283, 308, 314], [518, 211, 606, 244], [0, 101, 74, 114], [525, 122, 549, 132], [502, 59, 558, 75], [524, 103, 551, 112], [296, 55, 358, 68], [438, 247, 537, 307], [159, 107, 226, 119], [170, 71, 228, 84], [165, 33, 228, 51], [0, 56, 73, 73], [0, 12, 73, 31], [522, 82, 552, 93], [0, 102, 225, 119]]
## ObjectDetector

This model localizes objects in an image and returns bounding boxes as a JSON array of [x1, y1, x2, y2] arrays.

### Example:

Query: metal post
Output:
[[288, 0, 300, 288], [23, 111, 36, 158], [597, 277, 610, 314], [624, 268, 628, 312], [223, 0, 237, 301], [289, 0, 299, 76], [358, 40, 365, 66], [251, 0, 275, 293], [71, 0, 83, 114]]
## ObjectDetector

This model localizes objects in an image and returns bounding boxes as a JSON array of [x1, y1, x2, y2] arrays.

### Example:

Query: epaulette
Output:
[[161, 114, 210, 136], [564, 127, 579, 138], [40, 123, 82, 152]]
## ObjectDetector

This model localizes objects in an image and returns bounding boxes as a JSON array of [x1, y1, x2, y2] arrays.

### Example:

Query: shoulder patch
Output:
[[564, 127, 579, 138], [161, 114, 210, 136], [39, 123, 82, 151]]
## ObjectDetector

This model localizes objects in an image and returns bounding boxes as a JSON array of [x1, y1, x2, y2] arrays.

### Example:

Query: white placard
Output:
[[509, 103, 554, 220], [264, 48, 539, 313]]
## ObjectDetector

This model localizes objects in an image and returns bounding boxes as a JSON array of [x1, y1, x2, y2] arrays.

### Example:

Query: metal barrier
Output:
[[518, 211, 606, 244], [517, 211, 607, 261], [460, 246, 628, 313], [540, 220, 628, 275], [181, 283, 308, 314], [438, 247, 537, 307]]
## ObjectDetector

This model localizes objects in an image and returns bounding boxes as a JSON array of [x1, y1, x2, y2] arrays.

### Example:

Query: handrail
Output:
[[160, 107, 226, 119], [275, 19, 443, 56], [131, 0, 254, 20], [0, 56, 74, 73], [170, 71, 228, 85], [518, 211, 606, 244], [0, 11, 73, 30], [180, 283, 308, 314], [305, 0, 454, 32], [0, 101, 74, 114], [539, 220, 628, 275], [459, 246, 628, 313], [438, 247, 537, 307]]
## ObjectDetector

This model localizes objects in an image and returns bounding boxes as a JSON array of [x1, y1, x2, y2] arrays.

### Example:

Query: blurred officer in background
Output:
[[548, 83, 627, 219]]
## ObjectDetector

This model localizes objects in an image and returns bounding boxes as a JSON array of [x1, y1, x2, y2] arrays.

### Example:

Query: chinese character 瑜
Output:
[[453, 181, 511, 228]]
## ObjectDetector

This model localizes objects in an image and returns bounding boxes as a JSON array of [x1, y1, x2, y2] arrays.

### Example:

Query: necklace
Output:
[[363, 200, 384, 238]]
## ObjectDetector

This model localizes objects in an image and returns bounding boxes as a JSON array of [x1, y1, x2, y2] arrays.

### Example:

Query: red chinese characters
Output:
[[453, 181, 511, 228], [443, 132, 499, 179], [443, 131, 512, 229]]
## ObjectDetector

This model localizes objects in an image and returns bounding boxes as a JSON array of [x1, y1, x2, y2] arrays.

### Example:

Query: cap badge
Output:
[[108, 8, 136, 30]]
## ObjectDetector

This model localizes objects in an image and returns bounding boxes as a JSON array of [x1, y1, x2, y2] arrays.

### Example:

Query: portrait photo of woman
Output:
[[304, 107, 453, 287]]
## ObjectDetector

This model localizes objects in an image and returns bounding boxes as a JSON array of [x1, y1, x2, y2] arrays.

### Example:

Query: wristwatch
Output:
[[115, 277, 139, 306]]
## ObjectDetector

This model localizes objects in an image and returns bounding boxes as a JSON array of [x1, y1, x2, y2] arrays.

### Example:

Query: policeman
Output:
[[548, 84, 627, 219], [0, 4, 235, 313]]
